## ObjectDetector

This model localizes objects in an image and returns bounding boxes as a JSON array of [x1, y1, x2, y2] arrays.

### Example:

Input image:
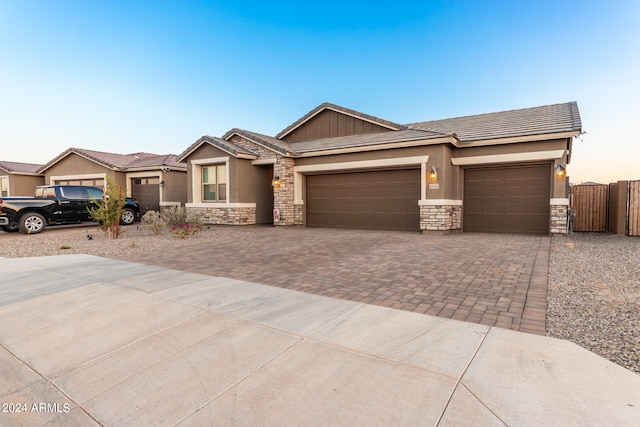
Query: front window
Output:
[[202, 165, 226, 202], [0, 177, 8, 197]]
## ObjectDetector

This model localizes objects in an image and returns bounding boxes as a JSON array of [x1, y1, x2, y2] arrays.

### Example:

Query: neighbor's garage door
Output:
[[132, 177, 160, 214], [464, 164, 550, 235], [306, 169, 420, 231]]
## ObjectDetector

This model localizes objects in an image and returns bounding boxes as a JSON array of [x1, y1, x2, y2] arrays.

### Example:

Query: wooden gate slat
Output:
[[630, 181, 640, 236]]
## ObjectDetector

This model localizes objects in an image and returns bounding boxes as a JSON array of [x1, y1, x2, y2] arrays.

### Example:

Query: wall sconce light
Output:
[[159, 180, 165, 187], [272, 176, 281, 188], [429, 165, 438, 182], [555, 163, 566, 178]]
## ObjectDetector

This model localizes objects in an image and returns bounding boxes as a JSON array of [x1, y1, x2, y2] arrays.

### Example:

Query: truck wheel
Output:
[[19, 213, 46, 234], [1, 223, 19, 233], [120, 208, 136, 225]]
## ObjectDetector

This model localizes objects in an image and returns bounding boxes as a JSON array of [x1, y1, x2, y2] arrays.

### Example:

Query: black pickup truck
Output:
[[0, 185, 140, 234]]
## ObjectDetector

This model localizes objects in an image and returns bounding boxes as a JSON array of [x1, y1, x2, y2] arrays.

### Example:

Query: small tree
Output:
[[88, 176, 125, 239]]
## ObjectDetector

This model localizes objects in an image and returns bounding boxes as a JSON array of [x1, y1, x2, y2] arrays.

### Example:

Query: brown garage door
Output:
[[132, 177, 160, 214], [306, 169, 420, 231], [464, 164, 550, 235]]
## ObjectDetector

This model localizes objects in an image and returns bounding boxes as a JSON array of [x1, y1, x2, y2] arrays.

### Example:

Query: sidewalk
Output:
[[0, 255, 638, 426]]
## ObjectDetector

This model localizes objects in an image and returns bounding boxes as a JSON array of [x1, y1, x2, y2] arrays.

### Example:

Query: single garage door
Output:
[[132, 177, 160, 214], [464, 164, 550, 235], [306, 169, 420, 231]]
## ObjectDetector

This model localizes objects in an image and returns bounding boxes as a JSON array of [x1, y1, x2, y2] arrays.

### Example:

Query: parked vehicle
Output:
[[0, 185, 140, 234]]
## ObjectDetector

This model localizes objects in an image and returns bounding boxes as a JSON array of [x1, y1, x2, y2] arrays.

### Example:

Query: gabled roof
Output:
[[222, 128, 293, 156], [177, 136, 259, 161], [276, 102, 407, 140], [37, 148, 186, 174], [0, 160, 44, 175], [407, 102, 582, 143]]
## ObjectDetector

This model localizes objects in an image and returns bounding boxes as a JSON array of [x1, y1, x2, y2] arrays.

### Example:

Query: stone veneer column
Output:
[[273, 158, 301, 226], [550, 198, 570, 234], [419, 200, 462, 234]]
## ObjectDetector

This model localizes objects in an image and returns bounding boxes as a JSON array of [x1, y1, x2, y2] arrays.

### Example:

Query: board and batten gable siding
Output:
[[281, 109, 393, 143]]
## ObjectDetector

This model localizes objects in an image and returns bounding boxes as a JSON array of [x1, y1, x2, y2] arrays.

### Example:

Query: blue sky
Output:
[[1, 0, 638, 183]]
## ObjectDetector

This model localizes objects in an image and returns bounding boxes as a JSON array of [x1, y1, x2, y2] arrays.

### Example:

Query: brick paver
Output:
[[123, 227, 550, 334]]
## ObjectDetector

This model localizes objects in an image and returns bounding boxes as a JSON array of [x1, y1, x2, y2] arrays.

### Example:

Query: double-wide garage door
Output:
[[306, 169, 420, 231], [464, 164, 550, 235]]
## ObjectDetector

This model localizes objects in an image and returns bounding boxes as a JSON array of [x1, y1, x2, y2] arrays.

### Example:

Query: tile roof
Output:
[[276, 102, 407, 140], [407, 102, 582, 142], [288, 129, 449, 153], [0, 160, 44, 174], [223, 128, 293, 155], [38, 148, 186, 173], [177, 136, 259, 161]]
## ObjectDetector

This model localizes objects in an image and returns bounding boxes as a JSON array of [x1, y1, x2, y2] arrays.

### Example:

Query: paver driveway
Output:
[[123, 227, 549, 334]]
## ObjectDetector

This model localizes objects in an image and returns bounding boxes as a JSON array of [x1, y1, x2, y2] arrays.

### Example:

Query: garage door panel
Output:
[[306, 169, 420, 231], [464, 165, 550, 235]]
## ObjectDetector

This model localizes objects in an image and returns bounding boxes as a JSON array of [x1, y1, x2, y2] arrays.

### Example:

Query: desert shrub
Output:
[[141, 210, 167, 235], [162, 206, 204, 229], [88, 176, 124, 239]]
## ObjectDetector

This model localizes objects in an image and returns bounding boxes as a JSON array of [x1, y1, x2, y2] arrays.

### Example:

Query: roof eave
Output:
[[457, 130, 581, 147], [294, 136, 454, 158]]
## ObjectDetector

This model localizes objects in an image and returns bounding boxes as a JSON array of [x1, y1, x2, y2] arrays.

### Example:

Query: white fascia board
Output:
[[451, 150, 566, 166], [418, 199, 463, 206]]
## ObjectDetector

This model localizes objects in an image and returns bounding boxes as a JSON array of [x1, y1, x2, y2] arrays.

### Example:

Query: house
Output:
[[0, 161, 45, 196], [36, 148, 188, 214], [178, 102, 582, 235]]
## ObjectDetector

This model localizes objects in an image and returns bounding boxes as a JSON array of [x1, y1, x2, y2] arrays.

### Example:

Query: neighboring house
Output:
[[178, 102, 582, 235], [36, 148, 188, 214], [0, 161, 45, 196]]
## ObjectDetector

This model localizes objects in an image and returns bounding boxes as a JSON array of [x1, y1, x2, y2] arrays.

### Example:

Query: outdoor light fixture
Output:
[[555, 163, 567, 178], [429, 165, 438, 182], [272, 176, 281, 188]]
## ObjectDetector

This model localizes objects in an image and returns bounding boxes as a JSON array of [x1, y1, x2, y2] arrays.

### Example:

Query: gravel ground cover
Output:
[[1, 225, 638, 374], [548, 233, 640, 374], [0, 224, 244, 258]]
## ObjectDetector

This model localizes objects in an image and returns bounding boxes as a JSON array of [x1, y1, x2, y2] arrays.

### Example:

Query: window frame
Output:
[[190, 157, 230, 204], [201, 164, 227, 202]]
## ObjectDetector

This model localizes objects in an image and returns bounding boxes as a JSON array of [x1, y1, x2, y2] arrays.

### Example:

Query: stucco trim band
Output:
[[451, 150, 566, 166]]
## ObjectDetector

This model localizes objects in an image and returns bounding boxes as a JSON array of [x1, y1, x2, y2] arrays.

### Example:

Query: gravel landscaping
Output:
[[548, 233, 640, 374], [1, 225, 638, 374]]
